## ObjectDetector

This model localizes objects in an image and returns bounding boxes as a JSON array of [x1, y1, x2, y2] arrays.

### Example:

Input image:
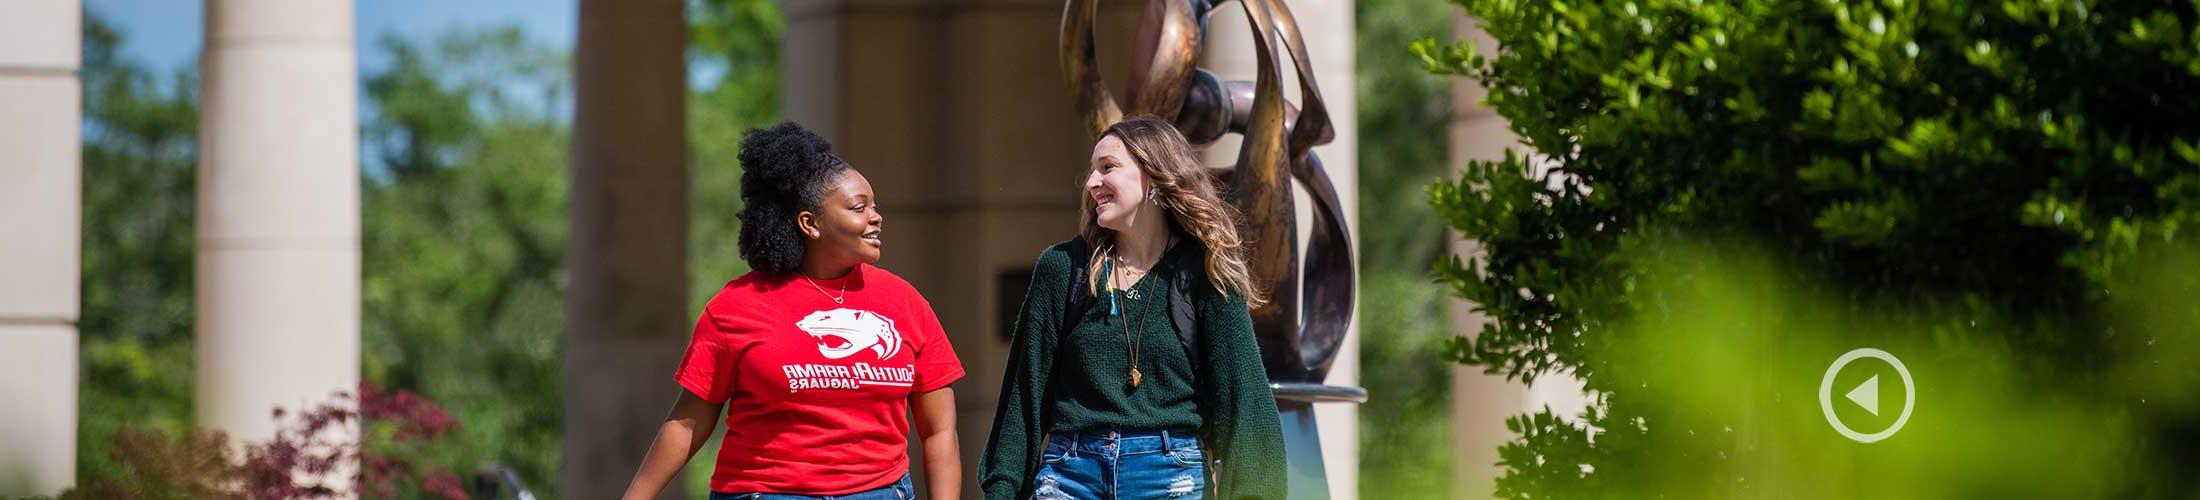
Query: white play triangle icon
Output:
[[1819, 348, 1914, 442], [1846, 375, 1881, 416]]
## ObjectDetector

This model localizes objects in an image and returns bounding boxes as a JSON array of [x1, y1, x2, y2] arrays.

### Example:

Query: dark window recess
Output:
[[998, 267, 1033, 342]]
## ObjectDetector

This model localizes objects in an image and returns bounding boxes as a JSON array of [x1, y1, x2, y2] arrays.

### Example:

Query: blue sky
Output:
[[87, 0, 576, 75], [88, 0, 584, 173]]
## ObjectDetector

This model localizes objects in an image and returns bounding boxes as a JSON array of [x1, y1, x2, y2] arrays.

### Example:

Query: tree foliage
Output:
[[77, 1, 786, 495], [1353, 0, 1464, 497], [77, 10, 201, 484], [1417, 0, 2200, 497], [59, 385, 469, 500], [356, 25, 573, 495]]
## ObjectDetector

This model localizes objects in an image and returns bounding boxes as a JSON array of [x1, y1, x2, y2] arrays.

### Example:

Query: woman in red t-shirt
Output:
[[622, 122, 966, 500]]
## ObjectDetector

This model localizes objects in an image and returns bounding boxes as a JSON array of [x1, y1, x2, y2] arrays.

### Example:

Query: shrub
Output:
[[1417, 0, 2200, 496], [52, 384, 470, 500]]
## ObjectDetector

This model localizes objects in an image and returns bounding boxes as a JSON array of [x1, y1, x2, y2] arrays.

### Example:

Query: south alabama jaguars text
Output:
[[782, 362, 916, 391]]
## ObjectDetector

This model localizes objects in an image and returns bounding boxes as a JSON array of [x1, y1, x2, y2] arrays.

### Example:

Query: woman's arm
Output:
[[979, 246, 1070, 500], [620, 390, 725, 500], [1198, 289, 1288, 500], [912, 387, 961, 499]]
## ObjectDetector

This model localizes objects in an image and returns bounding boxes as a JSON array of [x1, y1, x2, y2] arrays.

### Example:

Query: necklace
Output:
[[1122, 265, 1149, 300], [802, 275, 847, 304], [1112, 254, 1147, 389]]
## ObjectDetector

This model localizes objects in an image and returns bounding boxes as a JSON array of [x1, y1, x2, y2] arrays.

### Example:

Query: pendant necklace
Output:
[[1111, 254, 1146, 389], [802, 275, 847, 304]]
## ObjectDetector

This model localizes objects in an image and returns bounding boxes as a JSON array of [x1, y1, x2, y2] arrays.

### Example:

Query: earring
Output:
[[1148, 188, 1166, 210]]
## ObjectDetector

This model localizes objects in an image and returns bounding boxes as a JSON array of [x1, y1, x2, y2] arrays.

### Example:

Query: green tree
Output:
[[356, 24, 574, 495], [1352, 0, 1462, 497], [76, 10, 202, 483], [1416, 0, 2200, 497]]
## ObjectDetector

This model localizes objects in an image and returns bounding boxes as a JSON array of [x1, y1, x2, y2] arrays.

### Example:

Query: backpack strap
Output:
[[1062, 237, 1096, 330], [1166, 247, 1202, 367]]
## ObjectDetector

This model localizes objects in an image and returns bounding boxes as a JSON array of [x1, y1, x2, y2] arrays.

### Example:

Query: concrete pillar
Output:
[[0, 3, 81, 495], [1198, 1, 1360, 498], [1446, 14, 1590, 499], [1445, 16, 1517, 499], [783, 1, 1139, 496], [564, 0, 689, 498], [196, 0, 361, 463]]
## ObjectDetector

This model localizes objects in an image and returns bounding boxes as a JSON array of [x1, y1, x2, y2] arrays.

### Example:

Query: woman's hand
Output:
[[620, 390, 725, 500], [912, 387, 961, 499]]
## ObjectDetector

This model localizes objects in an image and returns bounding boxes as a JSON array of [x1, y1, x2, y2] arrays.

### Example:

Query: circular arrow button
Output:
[[1818, 348, 1914, 443]]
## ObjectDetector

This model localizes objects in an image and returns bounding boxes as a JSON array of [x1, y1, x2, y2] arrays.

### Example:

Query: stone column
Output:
[[0, 0, 81, 496], [564, 0, 689, 498], [1199, 1, 1361, 498], [195, 0, 361, 466], [1447, 13, 1590, 499], [1446, 15, 1515, 499], [782, 1, 1139, 496]]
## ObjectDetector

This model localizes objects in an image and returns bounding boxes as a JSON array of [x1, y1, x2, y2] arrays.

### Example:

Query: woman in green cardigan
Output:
[[980, 116, 1287, 500]]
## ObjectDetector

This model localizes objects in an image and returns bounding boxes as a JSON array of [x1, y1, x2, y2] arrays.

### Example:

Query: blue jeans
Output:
[[709, 473, 913, 500], [1031, 428, 1207, 499]]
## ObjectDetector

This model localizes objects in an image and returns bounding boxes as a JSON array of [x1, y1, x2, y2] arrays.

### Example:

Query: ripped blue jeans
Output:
[[1031, 428, 1206, 499]]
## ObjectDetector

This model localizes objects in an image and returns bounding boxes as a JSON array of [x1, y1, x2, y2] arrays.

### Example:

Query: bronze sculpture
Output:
[[1061, 0, 1362, 497], [1061, 0, 1357, 393]]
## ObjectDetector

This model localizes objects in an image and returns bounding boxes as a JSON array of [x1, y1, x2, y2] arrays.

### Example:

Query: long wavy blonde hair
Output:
[[1080, 116, 1266, 307]]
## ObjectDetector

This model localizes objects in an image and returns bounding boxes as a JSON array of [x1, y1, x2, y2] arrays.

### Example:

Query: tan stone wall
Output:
[[0, 0, 81, 495]]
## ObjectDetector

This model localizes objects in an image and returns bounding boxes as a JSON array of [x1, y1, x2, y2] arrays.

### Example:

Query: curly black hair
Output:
[[736, 122, 852, 275]]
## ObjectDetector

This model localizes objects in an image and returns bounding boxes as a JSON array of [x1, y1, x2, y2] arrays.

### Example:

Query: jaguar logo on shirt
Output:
[[796, 308, 905, 360], [784, 308, 916, 392]]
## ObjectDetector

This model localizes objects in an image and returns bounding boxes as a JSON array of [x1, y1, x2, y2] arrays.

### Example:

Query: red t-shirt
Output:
[[676, 264, 965, 495]]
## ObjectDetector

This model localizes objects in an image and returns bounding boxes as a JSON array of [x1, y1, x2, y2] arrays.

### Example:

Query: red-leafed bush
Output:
[[48, 383, 471, 500]]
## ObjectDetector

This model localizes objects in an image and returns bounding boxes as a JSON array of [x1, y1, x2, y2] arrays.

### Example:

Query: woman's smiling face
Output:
[[1086, 134, 1153, 232], [803, 169, 884, 267]]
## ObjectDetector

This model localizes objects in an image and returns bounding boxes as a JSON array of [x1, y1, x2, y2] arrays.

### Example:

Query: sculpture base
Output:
[[1281, 402, 1332, 500], [1272, 383, 1366, 499]]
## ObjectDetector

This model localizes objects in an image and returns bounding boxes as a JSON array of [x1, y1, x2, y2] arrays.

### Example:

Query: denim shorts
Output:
[[1031, 428, 1207, 499], [708, 473, 913, 500]]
